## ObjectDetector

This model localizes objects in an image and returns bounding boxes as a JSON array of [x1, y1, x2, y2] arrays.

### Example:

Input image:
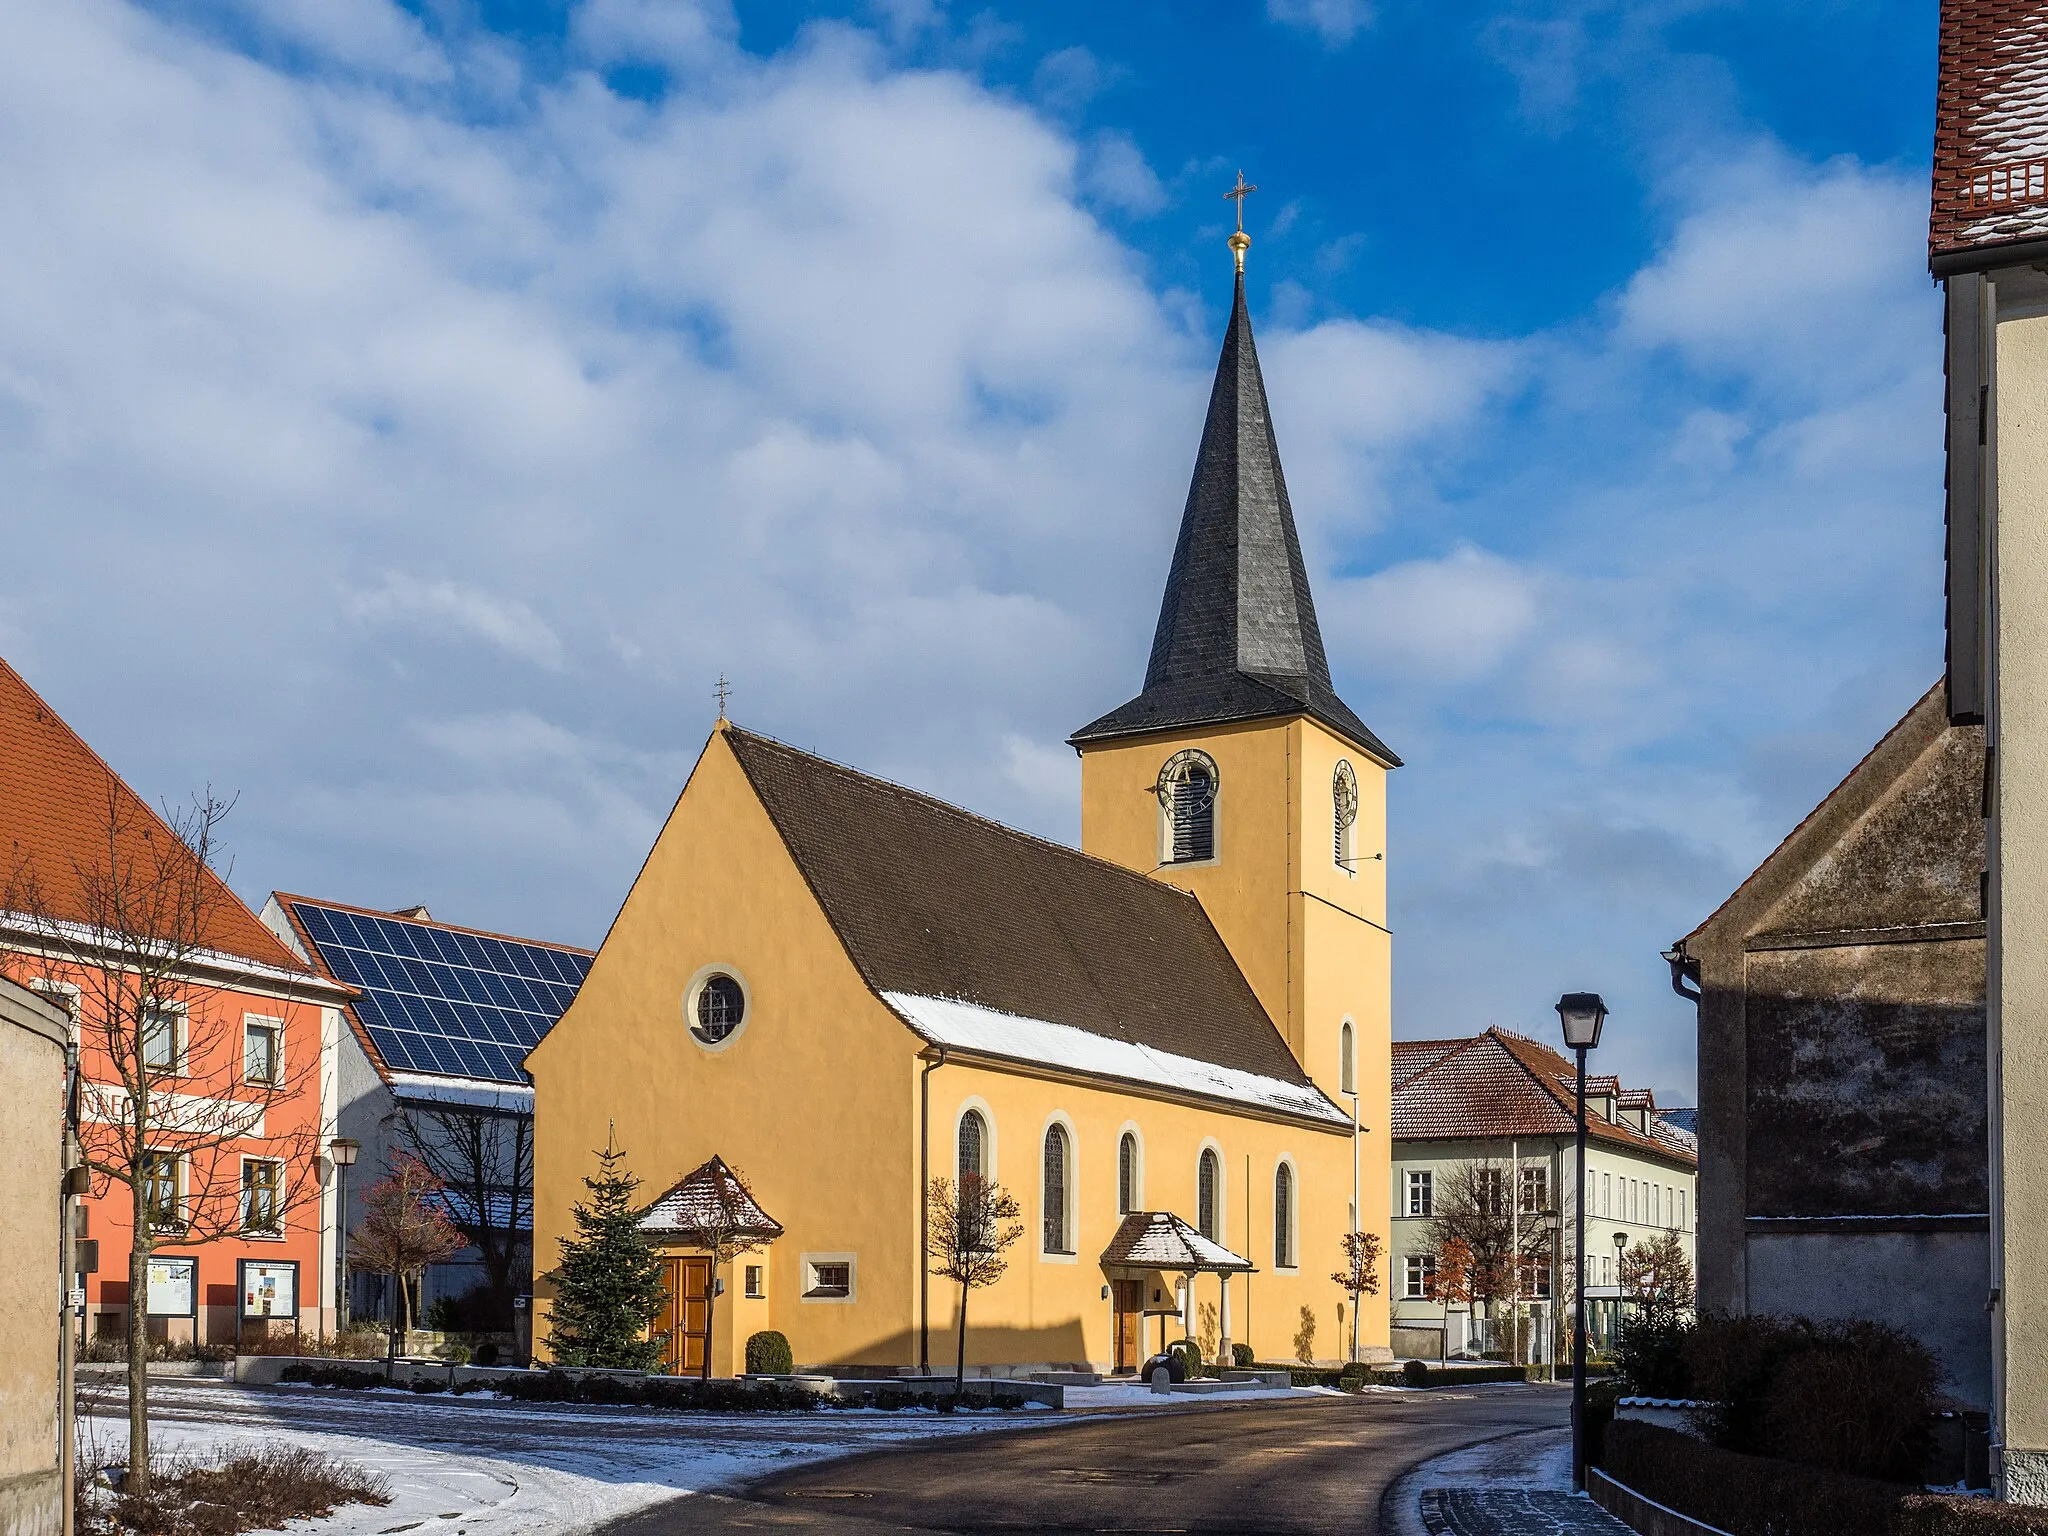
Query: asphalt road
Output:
[[603, 1384, 1572, 1535]]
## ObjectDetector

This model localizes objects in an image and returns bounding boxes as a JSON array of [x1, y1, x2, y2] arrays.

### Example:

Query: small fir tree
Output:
[[544, 1132, 669, 1369], [1621, 1228, 1696, 1326]]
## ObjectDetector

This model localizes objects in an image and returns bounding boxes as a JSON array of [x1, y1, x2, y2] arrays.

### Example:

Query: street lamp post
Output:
[[1556, 991, 1608, 1495], [329, 1138, 359, 1333], [1613, 1230, 1630, 1347]]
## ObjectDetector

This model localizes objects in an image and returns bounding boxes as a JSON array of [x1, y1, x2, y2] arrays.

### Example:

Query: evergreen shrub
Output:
[[1402, 1359, 1429, 1386], [746, 1331, 794, 1375], [1231, 1343, 1254, 1367]]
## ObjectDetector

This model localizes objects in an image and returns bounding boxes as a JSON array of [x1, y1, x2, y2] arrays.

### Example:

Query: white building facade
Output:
[[1387, 1031, 1697, 1362]]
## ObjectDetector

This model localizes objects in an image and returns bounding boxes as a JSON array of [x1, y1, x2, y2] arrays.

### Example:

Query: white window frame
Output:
[[682, 963, 751, 1052], [744, 1264, 765, 1299], [243, 1013, 284, 1086], [1406, 1169, 1433, 1218], [1039, 1114, 1078, 1262], [239, 1155, 285, 1238], [142, 1001, 187, 1075], [1519, 1165, 1548, 1215], [1272, 1156, 1299, 1271], [1403, 1253, 1436, 1300], [799, 1252, 857, 1304]]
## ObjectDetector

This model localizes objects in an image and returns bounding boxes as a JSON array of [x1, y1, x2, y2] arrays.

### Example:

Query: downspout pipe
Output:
[[919, 1046, 947, 1374], [1662, 945, 1701, 1005]]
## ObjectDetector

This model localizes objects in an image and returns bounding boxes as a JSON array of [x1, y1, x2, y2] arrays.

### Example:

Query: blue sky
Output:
[[0, 0, 1945, 1101]]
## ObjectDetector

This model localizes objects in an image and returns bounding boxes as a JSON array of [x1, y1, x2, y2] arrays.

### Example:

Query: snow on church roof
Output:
[[1100, 1211, 1254, 1273], [883, 992, 1351, 1128]]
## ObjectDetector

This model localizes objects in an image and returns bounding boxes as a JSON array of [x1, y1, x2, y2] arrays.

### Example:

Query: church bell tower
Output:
[[1069, 197, 1398, 1147]]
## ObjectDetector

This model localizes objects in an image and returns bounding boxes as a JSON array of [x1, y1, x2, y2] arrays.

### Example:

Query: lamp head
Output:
[[1555, 992, 1608, 1050], [328, 1136, 360, 1167], [1614, 1231, 1628, 1252]]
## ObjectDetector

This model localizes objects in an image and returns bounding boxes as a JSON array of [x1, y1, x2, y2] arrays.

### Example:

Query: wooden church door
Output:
[[659, 1257, 712, 1375], [1112, 1280, 1143, 1373]]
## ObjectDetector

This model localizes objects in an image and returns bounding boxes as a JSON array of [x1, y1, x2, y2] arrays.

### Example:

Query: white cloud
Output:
[[224, 0, 450, 81], [1079, 129, 1166, 216], [348, 576, 568, 671], [570, 0, 738, 68], [1266, 0, 1374, 48], [1336, 545, 1544, 683]]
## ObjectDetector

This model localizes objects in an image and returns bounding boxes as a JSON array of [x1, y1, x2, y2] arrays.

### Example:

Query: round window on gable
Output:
[[684, 967, 750, 1050]]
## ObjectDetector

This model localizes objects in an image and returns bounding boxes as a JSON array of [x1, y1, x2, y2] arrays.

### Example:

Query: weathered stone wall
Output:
[[1745, 940, 1987, 1219]]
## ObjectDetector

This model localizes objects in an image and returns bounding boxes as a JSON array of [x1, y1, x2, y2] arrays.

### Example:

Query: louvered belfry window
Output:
[[1198, 1149, 1220, 1240], [1043, 1125, 1071, 1254], [1159, 749, 1219, 864], [1118, 1132, 1137, 1214]]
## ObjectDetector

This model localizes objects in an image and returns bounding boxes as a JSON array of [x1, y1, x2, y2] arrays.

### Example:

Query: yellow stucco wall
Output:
[[528, 728, 921, 1374], [1076, 714, 1394, 1352], [928, 1061, 1355, 1367]]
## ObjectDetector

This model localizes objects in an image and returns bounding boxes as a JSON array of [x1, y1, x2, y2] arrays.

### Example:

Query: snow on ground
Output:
[[1380, 1426, 1581, 1536], [86, 1379, 1050, 1535], [1062, 1380, 1345, 1409]]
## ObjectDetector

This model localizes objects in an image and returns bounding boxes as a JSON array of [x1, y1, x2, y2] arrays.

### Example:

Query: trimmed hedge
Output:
[[745, 1331, 793, 1376], [1605, 1419, 2048, 1535]]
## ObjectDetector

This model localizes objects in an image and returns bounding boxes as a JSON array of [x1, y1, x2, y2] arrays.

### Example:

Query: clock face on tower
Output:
[[1155, 749, 1220, 815], [1334, 760, 1358, 831]]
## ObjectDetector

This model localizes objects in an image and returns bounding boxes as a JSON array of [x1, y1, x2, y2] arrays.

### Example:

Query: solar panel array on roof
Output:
[[289, 900, 589, 1084]]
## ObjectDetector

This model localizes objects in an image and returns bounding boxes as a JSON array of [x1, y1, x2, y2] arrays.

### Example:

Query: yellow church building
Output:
[[528, 236, 1400, 1377]]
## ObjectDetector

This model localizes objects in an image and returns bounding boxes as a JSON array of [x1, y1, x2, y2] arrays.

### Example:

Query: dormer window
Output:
[[1333, 760, 1358, 871], [1157, 750, 1219, 864]]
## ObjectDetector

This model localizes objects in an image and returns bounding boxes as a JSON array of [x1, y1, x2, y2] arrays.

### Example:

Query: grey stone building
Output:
[[1668, 683, 1990, 1409]]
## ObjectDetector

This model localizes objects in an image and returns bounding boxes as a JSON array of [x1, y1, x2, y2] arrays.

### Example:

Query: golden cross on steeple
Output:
[[1223, 170, 1257, 272], [714, 673, 732, 721]]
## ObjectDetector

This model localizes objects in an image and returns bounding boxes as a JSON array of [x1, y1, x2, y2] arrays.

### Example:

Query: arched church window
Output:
[[1340, 1020, 1356, 1096], [1118, 1132, 1137, 1215], [1198, 1148, 1220, 1240], [958, 1109, 986, 1184], [1274, 1162, 1295, 1268], [1156, 749, 1219, 864], [1333, 760, 1358, 870], [1043, 1124, 1071, 1254]]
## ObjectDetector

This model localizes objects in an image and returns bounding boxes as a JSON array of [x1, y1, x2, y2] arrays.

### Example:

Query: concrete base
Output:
[[2000, 1445, 2048, 1504], [0, 1468, 61, 1536]]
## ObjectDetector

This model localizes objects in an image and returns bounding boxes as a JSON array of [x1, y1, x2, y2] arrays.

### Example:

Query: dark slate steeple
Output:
[[1071, 268, 1398, 767]]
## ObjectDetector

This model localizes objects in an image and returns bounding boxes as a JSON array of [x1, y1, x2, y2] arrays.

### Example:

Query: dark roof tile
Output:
[[725, 727, 1317, 1092]]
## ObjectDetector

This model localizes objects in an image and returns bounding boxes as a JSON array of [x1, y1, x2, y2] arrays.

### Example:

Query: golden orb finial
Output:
[[1223, 171, 1258, 273]]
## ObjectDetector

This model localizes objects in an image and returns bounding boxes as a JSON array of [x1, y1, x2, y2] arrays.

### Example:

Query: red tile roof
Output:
[[1394, 1038, 1465, 1086], [1932, 3, 2048, 262], [1392, 1028, 1695, 1168], [0, 657, 310, 973]]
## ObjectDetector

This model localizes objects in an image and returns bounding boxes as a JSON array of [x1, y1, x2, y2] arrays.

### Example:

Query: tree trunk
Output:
[[1350, 1288, 1360, 1364], [126, 1186, 150, 1493], [700, 1264, 716, 1381], [954, 1278, 969, 1397]]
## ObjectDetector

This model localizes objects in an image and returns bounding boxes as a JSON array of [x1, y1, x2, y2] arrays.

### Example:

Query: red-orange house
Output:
[[0, 658, 354, 1348]]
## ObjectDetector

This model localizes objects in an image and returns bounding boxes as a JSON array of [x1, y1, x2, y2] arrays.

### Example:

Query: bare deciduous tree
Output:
[[926, 1173, 1022, 1396], [396, 1104, 533, 1326], [347, 1153, 466, 1363], [1423, 1159, 1570, 1359], [1331, 1230, 1383, 1364], [3, 785, 320, 1493]]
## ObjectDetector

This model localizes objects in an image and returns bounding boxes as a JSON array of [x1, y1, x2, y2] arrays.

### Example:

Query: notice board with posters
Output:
[[145, 1255, 197, 1318], [237, 1259, 298, 1321]]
